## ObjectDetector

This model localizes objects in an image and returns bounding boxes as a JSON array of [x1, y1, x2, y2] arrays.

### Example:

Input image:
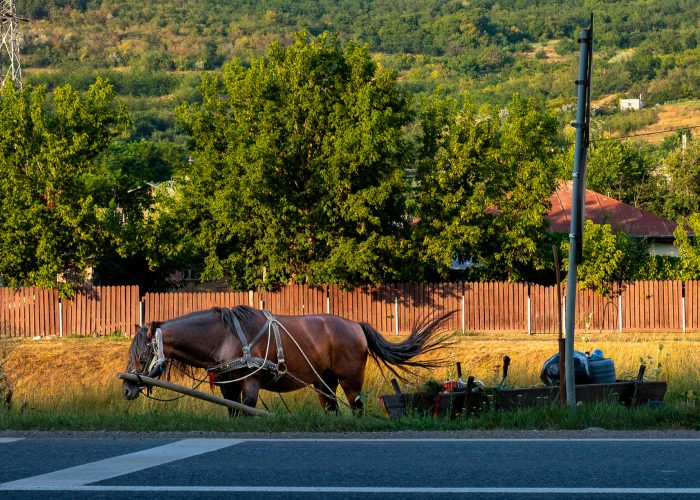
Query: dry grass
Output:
[[623, 100, 700, 144], [3, 331, 699, 418], [522, 39, 569, 64]]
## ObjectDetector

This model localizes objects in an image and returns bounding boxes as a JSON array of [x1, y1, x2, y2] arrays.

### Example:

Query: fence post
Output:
[[139, 300, 144, 327], [461, 284, 465, 334], [326, 287, 330, 314], [394, 295, 399, 336], [682, 282, 686, 334], [618, 292, 623, 334], [527, 285, 531, 335], [560, 289, 567, 335], [58, 299, 63, 338]]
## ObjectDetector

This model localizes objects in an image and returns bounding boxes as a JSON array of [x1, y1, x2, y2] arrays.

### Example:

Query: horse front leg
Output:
[[240, 378, 261, 413], [219, 383, 242, 418]]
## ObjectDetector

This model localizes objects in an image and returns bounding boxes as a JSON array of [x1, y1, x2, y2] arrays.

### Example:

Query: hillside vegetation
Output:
[[21, 1, 700, 98], [1, 1, 699, 292]]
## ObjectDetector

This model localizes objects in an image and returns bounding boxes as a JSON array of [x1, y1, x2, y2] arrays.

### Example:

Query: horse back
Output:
[[275, 313, 368, 360]]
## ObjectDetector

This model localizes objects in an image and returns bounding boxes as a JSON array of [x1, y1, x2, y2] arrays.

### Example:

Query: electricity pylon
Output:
[[0, 0, 25, 89]]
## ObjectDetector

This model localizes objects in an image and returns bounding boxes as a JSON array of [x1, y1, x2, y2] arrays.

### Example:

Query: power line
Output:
[[612, 124, 700, 141], [558, 124, 700, 147]]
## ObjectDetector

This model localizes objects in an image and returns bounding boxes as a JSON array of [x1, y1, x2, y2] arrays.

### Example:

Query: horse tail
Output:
[[360, 311, 456, 380]]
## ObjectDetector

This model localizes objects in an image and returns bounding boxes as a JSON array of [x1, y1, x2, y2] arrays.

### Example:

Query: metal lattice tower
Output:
[[0, 0, 23, 89]]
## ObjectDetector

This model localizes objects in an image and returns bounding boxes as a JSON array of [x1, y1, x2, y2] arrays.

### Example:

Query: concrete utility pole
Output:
[[565, 15, 593, 412], [0, 0, 24, 89]]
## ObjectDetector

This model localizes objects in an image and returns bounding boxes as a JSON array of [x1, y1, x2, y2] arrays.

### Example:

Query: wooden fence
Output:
[[0, 286, 139, 337], [0, 281, 697, 337]]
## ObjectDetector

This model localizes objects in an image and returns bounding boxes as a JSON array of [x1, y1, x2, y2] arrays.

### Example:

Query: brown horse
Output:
[[123, 306, 453, 414]]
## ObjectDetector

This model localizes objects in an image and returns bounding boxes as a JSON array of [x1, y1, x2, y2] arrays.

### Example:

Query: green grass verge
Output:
[[1, 401, 698, 433]]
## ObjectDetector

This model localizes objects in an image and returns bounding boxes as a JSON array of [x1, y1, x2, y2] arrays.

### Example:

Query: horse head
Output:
[[122, 322, 167, 400]]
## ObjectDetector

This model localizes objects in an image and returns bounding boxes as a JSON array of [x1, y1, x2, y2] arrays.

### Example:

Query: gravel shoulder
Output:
[[3, 428, 700, 440]]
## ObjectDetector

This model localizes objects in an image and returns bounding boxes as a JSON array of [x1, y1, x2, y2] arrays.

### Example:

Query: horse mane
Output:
[[127, 325, 152, 370], [213, 305, 259, 335]]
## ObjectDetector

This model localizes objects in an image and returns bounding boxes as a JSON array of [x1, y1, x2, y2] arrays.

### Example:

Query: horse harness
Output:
[[207, 310, 287, 382]]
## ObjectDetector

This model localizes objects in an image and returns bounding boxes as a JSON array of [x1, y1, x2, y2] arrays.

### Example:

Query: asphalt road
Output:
[[2, 432, 700, 499]]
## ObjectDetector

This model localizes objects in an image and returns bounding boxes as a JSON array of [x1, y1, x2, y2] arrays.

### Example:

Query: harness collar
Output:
[[207, 309, 286, 380]]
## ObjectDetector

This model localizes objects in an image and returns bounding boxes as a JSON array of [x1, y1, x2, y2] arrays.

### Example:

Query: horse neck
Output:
[[162, 321, 233, 369]]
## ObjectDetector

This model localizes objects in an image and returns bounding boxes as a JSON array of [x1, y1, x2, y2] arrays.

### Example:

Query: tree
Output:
[[673, 213, 700, 280], [562, 220, 648, 296], [412, 93, 560, 281], [0, 79, 131, 294], [87, 139, 188, 290], [660, 136, 700, 219], [585, 138, 652, 207], [170, 31, 414, 289]]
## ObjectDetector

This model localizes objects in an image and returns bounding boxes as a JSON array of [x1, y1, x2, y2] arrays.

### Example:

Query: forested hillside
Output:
[[16, 1, 700, 151], [1, 0, 699, 293]]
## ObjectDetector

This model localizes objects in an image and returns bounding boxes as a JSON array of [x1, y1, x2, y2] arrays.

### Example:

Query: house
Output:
[[620, 95, 644, 111], [547, 180, 683, 256]]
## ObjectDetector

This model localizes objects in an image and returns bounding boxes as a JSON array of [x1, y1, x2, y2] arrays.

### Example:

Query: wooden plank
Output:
[[9, 288, 16, 336], [659, 281, 666, 331], [648, 281, 655, 331], [117, 372, 271, 416], [0, 288, 5, 333], [674, 281, 682, 331], [12, 288, 19, 336], [26, 288, 34, 337], [690, 282, 698, 331], [121, 286, 128, 333], [500, 282, 507, 331], [48, 289, 57, 336]]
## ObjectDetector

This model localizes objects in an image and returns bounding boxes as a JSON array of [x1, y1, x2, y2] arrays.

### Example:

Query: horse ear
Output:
[[133, 324, 141, 336]]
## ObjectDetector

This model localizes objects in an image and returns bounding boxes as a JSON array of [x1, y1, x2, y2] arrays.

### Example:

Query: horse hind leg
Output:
[[339, 373, 366, 416], [315, 371, 339, 414]]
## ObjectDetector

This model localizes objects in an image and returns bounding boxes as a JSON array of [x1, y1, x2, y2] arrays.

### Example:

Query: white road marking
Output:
[[0, 438, 23, 443], [0, 438, 241, 490], [1, 486, 700, 494]]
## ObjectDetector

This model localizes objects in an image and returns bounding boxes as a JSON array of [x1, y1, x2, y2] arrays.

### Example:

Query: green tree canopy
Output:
[[412, 93, 560, 281], [660, 136, 700, 219], [169, 31, 414, 289], [563, 220, 648, 296], [673, 213, 700, 279], [0, 79, 131, 294], [585, 138, 652, 207]]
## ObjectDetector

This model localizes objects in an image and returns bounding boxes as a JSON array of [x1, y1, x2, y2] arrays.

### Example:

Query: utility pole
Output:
[[0, 0, 25, 89], [565, 14, 593, 412]]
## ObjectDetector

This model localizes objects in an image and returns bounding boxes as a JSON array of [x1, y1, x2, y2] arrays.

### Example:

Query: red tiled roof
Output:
[[546, 180, 679, 238]]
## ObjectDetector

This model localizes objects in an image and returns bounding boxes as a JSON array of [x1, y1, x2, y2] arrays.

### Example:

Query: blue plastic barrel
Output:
[[589, 357, 616, 384]]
